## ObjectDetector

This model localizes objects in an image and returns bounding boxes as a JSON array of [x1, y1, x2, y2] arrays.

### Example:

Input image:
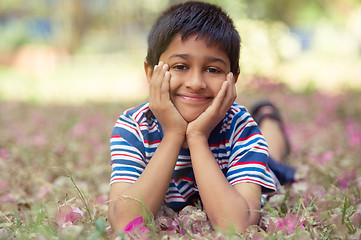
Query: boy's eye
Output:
[[172, 64, 188, 70], [206, 67, 221, 73]]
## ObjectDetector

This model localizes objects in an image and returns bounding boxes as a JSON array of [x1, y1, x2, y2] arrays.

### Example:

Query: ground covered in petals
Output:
[[1, 81, 360, 239]]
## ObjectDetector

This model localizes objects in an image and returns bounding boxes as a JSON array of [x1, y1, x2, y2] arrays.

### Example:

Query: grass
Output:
[[0, 79, 360, 239]]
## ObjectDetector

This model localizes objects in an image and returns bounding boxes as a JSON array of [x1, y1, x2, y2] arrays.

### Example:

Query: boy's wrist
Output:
[[163, 130, 186, 143], [186, 133, 208, 147]]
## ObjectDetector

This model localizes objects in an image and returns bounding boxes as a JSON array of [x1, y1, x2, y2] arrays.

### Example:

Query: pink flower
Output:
[[0, 180, 8, 194], [94, 195, 108, 205], [346, 120, 361, 148], [56, 205, 84, 228], [315, 151, 334, 166], [353, 213, 361, 229], [123, 216, 150, 239], [0, 149, 9, 161], [336, 169, 357, 190], [267, 214, 305, 234], [0, 193, 16, 204], [71, 123, 86, 138], [124, 216, 149, 231], [37, 185, 50, 199]]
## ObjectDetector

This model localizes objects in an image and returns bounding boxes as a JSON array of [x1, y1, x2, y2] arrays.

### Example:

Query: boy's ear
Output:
[[234, 71, 240, 83], [144, 61, 153, 83]]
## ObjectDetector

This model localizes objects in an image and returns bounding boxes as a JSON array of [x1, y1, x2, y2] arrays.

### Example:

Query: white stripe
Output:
[[111, 170, 141, 178], [228, 169, 274, 183], [111, 139, 145, 160], [229, 140, 267, 166], [131, 103, 149, 122], [114, 122, 142, 142], [230, 112, 253, 142], [111, 156, 146, 168], [229, 176, 275, 187]]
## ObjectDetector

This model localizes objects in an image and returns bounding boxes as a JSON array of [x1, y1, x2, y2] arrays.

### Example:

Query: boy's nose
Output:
[[185, 71, 206, 90]]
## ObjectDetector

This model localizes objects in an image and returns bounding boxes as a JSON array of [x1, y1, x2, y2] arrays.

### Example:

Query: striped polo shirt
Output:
[[110, 102, 276, 211]]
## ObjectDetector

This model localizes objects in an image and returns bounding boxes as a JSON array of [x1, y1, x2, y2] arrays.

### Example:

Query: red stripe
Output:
[[180, 176, 194, 182], [113, 121, 138, 133], [210, 142, 225, 148], [138, 123, 157, 131], [218, 162, 228, 166], [234, 120, 256, 140], [233, 161, 267, 168], [164, 189, 195, 200], [111, 135, 121, 139], [120, 122, 138, 132], [125, 106, 138, 114], [184, 177, 194, 181], [236, 132, 261, 142], [111, 178, 136, 183], [176, 162, 192, 167], [134, 106, 149, 120], [210, 140, 229, 148], [164, 195, 183, 200], [144, 139, 161, 145], [111, 153, 143, 161], [174, 177, 194, 184], [254, 146, 268, 152]]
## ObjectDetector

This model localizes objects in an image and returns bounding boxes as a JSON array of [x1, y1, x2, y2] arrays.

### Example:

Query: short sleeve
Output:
[[110, 114, 146, 185], [226, 110, 276, 193]]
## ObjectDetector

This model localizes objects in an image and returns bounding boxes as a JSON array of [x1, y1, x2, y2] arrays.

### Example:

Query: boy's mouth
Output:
[[177, 93, 212, 102]]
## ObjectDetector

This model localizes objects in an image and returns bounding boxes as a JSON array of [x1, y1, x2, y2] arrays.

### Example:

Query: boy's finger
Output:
[[150, 62, 164, 88], [150, 62, 167, 102], [158, 64, 169, 94], [210, 80, 229, 112], [215, 73, 236, 114], [224, 72, 236, 102], [159, 70, 171, 102]]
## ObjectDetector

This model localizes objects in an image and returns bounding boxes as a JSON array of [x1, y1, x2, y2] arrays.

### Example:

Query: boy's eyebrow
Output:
[[168, 54, 228, 67]]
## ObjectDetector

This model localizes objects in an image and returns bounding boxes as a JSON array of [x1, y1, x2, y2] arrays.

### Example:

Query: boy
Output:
[[108, 1, 277, 234]]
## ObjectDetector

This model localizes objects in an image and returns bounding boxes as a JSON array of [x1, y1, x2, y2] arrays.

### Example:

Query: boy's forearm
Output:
[[187, 137, 260, 233], [109, 133, 185, 230]]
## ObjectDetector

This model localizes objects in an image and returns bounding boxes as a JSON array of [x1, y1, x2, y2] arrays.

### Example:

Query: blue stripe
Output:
[[111, 159, 145, 169]]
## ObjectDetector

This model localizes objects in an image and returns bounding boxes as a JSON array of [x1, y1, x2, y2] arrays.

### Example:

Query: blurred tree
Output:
[[66, 0, 90, 54]]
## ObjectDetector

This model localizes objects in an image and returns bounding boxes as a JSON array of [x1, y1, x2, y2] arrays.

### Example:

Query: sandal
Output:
[[250, 100, 291, 159]]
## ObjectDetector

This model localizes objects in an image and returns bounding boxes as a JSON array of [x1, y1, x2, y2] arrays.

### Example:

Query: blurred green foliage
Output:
[[0, 0, 360, 102], [0, 0, 359, 54]]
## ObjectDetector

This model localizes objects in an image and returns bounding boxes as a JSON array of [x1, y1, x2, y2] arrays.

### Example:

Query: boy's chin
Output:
[[180, 112, 202, 123]]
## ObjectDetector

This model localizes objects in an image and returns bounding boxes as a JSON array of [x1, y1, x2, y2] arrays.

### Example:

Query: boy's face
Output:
[[151, 34, 234, 122]]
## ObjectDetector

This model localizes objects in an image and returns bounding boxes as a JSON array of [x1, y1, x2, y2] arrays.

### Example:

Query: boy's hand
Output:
[[186, 72, 236, 142], [149, 62, 188, 137]]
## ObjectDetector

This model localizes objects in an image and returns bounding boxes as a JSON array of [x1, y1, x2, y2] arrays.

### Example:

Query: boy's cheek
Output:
[[168, 74, 180, 89]]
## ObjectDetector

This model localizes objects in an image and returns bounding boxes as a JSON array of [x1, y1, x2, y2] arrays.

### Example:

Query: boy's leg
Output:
[[257, 110, 288, 162], [250, 100, 290, 162], [250, 101, 295, 185]]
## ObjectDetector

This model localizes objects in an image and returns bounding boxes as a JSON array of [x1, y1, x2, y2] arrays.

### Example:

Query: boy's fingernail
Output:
[[163, 64, 168, 69], [154, 65, 158, 71], [226, 72, 233, 80]]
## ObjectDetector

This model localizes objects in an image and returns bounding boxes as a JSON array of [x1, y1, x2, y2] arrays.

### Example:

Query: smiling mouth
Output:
[[177, 94, 212, 102]]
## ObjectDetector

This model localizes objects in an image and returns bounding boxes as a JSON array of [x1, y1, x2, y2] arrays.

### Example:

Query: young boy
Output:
[[108, 1, 277, 234]]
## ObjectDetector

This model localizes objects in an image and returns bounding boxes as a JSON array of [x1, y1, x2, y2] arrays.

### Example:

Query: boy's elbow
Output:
[[210, 211, 260, 235], [108, 200, 133, 232], [108, 202, 123, 231]]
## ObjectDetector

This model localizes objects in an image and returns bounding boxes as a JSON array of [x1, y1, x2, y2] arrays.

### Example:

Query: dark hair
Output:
[[146, 1, 241, 74]]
